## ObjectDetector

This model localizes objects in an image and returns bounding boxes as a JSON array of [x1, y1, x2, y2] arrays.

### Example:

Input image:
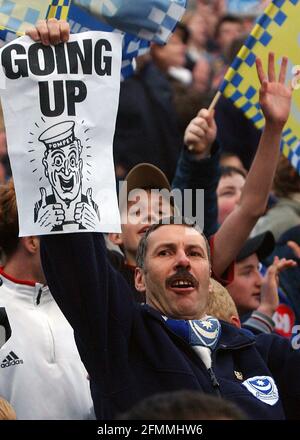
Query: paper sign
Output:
[[0, 31, 122, 235]]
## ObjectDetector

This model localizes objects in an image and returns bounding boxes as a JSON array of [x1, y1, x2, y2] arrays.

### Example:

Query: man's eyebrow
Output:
[[152, 242, 176, 252], [152, 242, 206, 253], [186, 244, 205, 250]]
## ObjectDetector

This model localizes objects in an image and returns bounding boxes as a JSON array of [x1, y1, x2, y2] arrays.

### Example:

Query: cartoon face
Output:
[[42, 139, 83, 204]]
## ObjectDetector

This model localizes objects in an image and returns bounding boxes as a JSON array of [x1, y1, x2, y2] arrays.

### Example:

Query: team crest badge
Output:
[[242, 376, 279, 406], [189, 317, 221, 350]]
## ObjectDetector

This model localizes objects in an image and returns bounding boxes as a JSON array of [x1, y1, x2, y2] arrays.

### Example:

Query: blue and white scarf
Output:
[[164, 316, 221, 351]]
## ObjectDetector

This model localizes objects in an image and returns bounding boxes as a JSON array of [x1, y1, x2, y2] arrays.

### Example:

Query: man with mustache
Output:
[[41, 217, 300, 419], [32, 20, 300, 419]]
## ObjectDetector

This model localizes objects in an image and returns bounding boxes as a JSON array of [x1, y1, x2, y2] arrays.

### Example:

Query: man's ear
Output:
[[230, 315, 241, 329], [22, 236, 39, 254], [42, 157, 49, 178], [108, 233, 123, 246], [135, 267, 146, 293]]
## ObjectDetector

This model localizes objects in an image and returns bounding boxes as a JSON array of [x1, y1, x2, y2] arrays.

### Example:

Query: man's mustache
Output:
[[166, 267, 199, 288]]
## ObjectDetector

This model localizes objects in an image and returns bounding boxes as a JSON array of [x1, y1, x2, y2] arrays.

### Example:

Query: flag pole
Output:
[[208, 90, 222, 112]]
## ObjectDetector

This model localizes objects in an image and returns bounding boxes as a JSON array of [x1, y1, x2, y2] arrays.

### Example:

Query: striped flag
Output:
[[0, 0, 71, 35], [74, 0, 187, 44], [71, 0, 187, 78], [220, 0, 300, 172]]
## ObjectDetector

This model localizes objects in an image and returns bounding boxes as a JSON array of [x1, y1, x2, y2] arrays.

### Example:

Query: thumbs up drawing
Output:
[[74, 187, 100, 230], [35, 187, 65, 231]]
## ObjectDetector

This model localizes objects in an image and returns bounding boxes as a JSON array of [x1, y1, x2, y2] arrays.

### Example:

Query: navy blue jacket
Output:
[[172, 142, 221, 238], [265, 225, 300, 324], [215, 95, 261, 170], [41, 233, 300, 420]]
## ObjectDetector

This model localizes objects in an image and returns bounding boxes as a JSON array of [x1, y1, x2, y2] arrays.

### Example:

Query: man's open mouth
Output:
[[168, 279, 195, 290], [59, 175, 74, 193], [166, 270, 199, 291], [169, 279, 195, 289]]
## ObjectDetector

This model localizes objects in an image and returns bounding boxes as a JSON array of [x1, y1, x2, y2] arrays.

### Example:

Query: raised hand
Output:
[[74, 188, 100, 230], [35, 187, 65, 231], [287, 240, 300, 258], [25, 18, 70, 46], [183, 108, 216, 157], [256, 52, 292, 129], [259, 256, 297, 317]]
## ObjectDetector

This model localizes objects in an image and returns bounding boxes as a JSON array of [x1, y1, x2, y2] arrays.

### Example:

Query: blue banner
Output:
[[68, 3, 150, 79], [74, 0, 187, 44]]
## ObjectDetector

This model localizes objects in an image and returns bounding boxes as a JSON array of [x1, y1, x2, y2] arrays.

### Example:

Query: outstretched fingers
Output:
[[267, 52, 276, 82], [278, 56, 288, 84], [257, 52, 289, 84], [256, 56, 266, 85], [256, 53, 275, 84]]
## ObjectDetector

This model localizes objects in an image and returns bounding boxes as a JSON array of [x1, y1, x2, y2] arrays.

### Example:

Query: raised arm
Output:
[[41, 233, 135, 383], [172, 109, 220, 238], [28, 20, 135, 382], [213, 52, 292, 278]]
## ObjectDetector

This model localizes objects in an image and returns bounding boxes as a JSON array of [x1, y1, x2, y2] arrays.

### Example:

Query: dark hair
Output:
[[174, 22, 190, 45], [273, 155, 300, 198], [220, 165, 247, 179], [136, 216, 210, 269], [118, 390, 247, 420], [226, 33, 248, 64], [0, 179, 19, 258], [215, 14, 243, 39], [220, 151, 245, 165]]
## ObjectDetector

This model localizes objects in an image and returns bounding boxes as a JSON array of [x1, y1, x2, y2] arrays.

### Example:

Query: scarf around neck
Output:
[[164, 316, 221, 351]]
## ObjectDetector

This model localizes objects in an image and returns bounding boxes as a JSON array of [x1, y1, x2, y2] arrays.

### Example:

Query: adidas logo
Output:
[[1, 351, 24, 368]]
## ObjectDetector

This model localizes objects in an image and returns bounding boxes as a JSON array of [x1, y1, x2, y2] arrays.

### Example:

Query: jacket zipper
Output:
[[207, 366, 221, 396]]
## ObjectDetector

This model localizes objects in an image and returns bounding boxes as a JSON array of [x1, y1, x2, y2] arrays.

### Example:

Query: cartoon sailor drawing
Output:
[[34, 121, 100, 231]]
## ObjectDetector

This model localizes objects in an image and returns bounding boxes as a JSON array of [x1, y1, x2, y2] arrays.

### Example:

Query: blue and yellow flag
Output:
[[220, 0, 300, 172], [0, 0, 71, 35]]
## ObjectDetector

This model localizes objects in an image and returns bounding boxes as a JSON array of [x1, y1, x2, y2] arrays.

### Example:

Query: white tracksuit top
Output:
[[0, 268, 94, 419]]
